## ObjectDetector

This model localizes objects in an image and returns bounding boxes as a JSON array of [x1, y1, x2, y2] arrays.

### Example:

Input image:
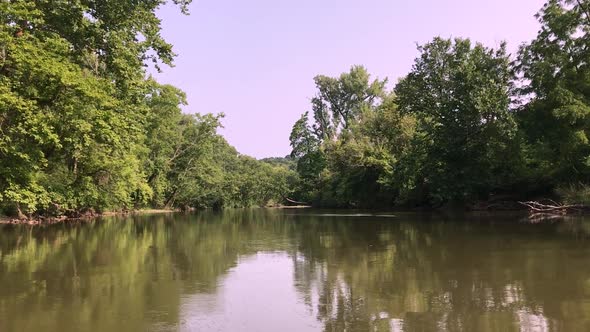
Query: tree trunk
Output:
[[164, 188, 178, 209], [15, 203, 27, 220]]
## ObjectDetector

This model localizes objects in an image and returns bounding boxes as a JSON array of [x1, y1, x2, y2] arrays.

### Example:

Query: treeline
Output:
[[0, 1, 295, 218], [289, 0, 590, 208]]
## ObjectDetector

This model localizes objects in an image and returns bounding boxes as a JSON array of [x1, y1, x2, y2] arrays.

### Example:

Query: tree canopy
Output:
[[0, 0, 296, 218], [3, 0, 590, 216], [288, 0, 590, 208]]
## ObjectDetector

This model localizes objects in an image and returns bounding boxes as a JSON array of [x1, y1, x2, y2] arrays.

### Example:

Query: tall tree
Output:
[[311, 65, 386, 139], [319, 94, 416, 207], [164, 113, 222, 208], [395, 38, 517, 204], [143, 81, 186, 206], [289, 112, 325, 199], [0, 1, 191, 215], [515, 0, 590, 184]]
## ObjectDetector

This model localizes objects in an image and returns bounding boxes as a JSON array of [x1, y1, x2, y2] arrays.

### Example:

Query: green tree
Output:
[[0, 22, 150, 214], [515, 0, 590, 186], [143, 81, 186, 206], [320, 95, 415, 207], [0, 0, 190, 215], [395, 38, 518, 204], [164, 113, 222, 208], [289, 66, 388, 204], [312, 65, 387, 138], [289, 112, 325, 201]]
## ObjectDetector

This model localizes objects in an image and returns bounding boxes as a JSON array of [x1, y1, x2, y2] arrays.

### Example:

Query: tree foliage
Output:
[[395, 38, 518, 204], [289, 0, 590, 207], [0, 1, 294, 217], [4, 0, 590, 214], [515, 0, 590, 185], [289, 67, 414, 207]]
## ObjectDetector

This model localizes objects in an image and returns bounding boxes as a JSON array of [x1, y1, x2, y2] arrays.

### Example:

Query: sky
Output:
[[153, 0, 546, 159]]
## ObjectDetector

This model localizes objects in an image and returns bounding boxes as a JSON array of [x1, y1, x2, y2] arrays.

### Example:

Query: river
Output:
[[1, 209, 589, 331]]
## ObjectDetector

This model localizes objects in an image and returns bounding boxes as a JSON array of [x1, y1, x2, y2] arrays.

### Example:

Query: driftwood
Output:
[[518, 200, 590, 217], [283, 197, 310, 206]]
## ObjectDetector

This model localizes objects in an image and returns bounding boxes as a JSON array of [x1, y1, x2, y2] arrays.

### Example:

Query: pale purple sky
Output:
[[153, 0, 545, 159]]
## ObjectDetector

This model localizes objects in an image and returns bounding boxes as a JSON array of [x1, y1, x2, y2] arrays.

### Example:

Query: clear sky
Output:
[[153, 0, 545, 159]]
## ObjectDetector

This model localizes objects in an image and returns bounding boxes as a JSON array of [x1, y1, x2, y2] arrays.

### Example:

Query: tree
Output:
[[143, 81, 186, 206], [164, 113, 222, 208], [288, 66, 419, 206], [0, 1, 190, 215], [289, 112, 325, 201], [319, 94, 416, 207], [395, 38, 517, 204], [0, 22, 151, 214], [311, 65, 387, 139], [515, 0, 590, 185]]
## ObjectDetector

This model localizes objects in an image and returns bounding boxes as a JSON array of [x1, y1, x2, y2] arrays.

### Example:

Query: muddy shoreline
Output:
[[0, 209, 179, 225]]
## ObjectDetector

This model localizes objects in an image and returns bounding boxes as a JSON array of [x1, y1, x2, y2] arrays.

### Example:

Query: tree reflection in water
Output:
[[1, 210, 590, 331]]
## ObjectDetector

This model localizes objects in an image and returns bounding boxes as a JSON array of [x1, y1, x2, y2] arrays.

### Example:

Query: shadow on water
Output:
[[1, 209, 590, 331]]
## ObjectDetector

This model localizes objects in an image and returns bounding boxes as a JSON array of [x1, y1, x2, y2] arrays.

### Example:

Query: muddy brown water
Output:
[[0, 209, 589, 331]]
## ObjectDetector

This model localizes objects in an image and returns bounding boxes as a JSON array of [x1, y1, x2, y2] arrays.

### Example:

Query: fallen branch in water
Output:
[[518, 200, 590, 215], [283, 197, 310, 206]]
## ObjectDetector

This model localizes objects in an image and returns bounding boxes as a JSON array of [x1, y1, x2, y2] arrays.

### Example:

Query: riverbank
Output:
[[2, 199, 586, 226], [0, 209, 179, 226]]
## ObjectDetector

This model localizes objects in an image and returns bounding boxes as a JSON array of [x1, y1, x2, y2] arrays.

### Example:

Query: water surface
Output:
[[1, 210, 590, 331]]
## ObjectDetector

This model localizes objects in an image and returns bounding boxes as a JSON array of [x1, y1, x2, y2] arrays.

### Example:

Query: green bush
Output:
[[556, 184, 590, 205]]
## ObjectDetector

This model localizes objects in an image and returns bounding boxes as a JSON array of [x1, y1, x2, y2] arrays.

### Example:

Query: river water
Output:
[[1, 209, 589, 331]]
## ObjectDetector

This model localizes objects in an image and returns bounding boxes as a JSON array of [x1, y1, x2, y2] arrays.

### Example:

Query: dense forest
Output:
[[0, 0, 296, 219], [1, 0, 590, 218], [288, 0, 590, 208]]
